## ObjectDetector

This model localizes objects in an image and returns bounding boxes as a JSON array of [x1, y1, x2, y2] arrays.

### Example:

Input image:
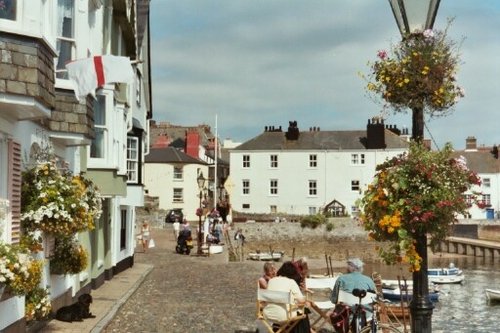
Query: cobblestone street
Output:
[[103, 226, 264, 333]]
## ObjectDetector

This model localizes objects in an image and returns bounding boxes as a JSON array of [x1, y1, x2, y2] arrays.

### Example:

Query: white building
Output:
[[144, 147, 208, 222], [455, 137, 500, 220], [0, 1, 151, 331], [229, 120, 409, 217]]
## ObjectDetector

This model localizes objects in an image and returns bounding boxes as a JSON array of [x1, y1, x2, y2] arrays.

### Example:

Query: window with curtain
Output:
[[56, 0, 75, 79], [90, 95, 107, 159]]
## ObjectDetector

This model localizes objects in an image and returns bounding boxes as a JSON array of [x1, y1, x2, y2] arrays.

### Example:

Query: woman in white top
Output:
[[263, 261, 314, 333]]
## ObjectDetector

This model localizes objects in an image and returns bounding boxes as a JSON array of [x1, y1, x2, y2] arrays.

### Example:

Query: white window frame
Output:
[[483, 178, 491, 188], [308, 207, 317, 215], [173, 188, 183, 203], [351, 153, 366, 165], [243, 155, 250, 168], [309, 154, 317, 168], [242, 179, 250, 195], [482, 194, 491, 205], [89, 93, 110, 167], [270, 205, 277, 214], [173, 166, 183, 180], [270, 155, 278, 168], [308, 180, 317, 196], [55, 0, 76, 83], [126, 137, 139, 182], [0, 0, 24, 32], [270, 179, 278, 195], [351, 180, 360, 192]]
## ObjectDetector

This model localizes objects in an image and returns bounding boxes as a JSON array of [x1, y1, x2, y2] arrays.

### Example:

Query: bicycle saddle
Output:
[[352, 288, 367, 298]]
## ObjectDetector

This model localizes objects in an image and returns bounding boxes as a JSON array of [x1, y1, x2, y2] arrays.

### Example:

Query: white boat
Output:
[[485, 288, 500, 302], [248, 251, 284, 261], [428, 264, 465, 284]]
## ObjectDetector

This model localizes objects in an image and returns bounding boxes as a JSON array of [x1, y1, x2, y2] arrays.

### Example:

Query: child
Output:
[[258, 262, 276, 289]]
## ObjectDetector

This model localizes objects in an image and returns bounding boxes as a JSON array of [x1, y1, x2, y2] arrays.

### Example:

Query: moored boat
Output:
[[485, 288, 500, 302], [248, 251, 284, 261], [382, 283, 440, 302], [428, 263, 464, 284]]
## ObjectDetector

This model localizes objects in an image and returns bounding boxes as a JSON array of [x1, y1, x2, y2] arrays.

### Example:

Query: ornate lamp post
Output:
[[388, 1, 441, 332], [197, 172, 206, 255]]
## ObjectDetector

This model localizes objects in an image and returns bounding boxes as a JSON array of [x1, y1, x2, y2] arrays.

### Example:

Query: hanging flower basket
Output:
[[21, 160, 102, 236], [357, 143, 481, 272], [364, 21, 464, 118]]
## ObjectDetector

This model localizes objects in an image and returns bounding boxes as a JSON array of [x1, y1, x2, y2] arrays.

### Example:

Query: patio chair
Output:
[[305, 277, 337, 330], [256, 284, 308, 333]]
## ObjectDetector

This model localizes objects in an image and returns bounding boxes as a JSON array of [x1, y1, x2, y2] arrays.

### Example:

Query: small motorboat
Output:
[[428, 263, 465, 284], [485, 288, 500, 303], [248, 251, 284, 261], [382, 282, 440, 302]]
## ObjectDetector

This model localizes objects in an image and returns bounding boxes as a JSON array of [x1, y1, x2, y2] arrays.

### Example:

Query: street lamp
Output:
[[388, 1, 441, 332], [388, 0, 441, 142], [197, 171, 206, 255]]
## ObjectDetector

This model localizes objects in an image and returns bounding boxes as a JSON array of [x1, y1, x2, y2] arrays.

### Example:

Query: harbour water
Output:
[[366, 256, 500, 332]]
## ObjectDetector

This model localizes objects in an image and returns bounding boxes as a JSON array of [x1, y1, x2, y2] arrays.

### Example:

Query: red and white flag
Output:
[[65, 55, 135, 100]]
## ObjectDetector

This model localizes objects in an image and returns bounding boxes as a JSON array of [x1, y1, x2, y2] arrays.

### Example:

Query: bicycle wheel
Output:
[[359, 322, 403, 333]]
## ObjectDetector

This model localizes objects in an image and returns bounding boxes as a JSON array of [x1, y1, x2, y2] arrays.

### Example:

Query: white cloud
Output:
[[150, 0, 500, 149]]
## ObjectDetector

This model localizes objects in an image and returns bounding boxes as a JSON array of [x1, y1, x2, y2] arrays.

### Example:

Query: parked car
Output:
[[165, 209, 184, 223]]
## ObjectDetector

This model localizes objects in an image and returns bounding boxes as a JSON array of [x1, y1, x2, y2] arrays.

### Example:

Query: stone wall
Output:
[[0, 32, 55, 108]]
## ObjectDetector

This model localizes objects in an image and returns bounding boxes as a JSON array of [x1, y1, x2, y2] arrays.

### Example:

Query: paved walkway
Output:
[[37, 262, 153, 333], [35, 225, 341, 333]]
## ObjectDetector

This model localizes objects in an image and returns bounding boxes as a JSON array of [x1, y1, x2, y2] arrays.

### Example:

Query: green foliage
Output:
[[50, 236, 88, 275], [300, 214, 326, 229]]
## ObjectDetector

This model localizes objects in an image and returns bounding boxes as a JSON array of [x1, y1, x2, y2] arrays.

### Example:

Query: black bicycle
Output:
[[351, 288, 401, 333]]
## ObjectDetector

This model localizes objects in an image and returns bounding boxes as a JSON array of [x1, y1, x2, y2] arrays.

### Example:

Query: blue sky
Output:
[[149, 1, 500, 150]]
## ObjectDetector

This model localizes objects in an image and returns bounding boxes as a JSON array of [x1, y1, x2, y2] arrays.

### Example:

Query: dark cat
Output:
[[55, 293, 96, 322]]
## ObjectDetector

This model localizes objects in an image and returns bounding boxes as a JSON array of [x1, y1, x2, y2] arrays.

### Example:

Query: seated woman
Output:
[[263, 261, 315, 333], [258, 262, 276, 289], [292, 257, 309, 290]]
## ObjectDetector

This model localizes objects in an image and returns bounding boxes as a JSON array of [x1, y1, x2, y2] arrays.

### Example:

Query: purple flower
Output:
[[377, 50, 387, 60]]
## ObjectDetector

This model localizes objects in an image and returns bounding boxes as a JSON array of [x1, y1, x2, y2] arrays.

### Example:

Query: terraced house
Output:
[[0, 1, 152, 331]]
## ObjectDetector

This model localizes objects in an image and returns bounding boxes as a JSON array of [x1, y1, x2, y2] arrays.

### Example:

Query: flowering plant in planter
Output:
[[0, 242, 43, 295], [365, 22, 464, 117], [357, 143, 481, 272], [25, 286, 51, 322], [50, 235, 88, 275], [21, 160, 102, 235]]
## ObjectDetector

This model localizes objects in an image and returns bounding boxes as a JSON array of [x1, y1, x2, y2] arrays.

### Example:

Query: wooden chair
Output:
[[256, 284, 307, 333], [304, 277, 337, 330]]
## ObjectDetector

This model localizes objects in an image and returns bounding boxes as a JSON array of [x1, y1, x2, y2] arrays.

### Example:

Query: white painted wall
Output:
[[144, 163, 209, 221], [229, 149, 406, 216]]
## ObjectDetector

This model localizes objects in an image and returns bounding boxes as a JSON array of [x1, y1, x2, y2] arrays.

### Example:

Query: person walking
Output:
[[140, 221, 151, 252], [173, 219, 180, 241]]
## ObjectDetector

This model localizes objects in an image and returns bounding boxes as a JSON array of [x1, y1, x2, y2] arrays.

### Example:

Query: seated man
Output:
[[330, 258, 375, 305], [328, 258, 376, 329]]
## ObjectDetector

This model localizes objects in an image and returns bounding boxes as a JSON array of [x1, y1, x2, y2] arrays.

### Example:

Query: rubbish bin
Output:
[[486, 208, 494, 219]]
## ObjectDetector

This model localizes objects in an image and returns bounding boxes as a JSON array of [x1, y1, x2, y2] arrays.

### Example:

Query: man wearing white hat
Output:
[[330, 258, 376, 305]]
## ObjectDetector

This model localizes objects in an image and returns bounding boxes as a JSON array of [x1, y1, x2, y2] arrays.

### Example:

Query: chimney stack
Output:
[[465, 136, 477, 151]]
